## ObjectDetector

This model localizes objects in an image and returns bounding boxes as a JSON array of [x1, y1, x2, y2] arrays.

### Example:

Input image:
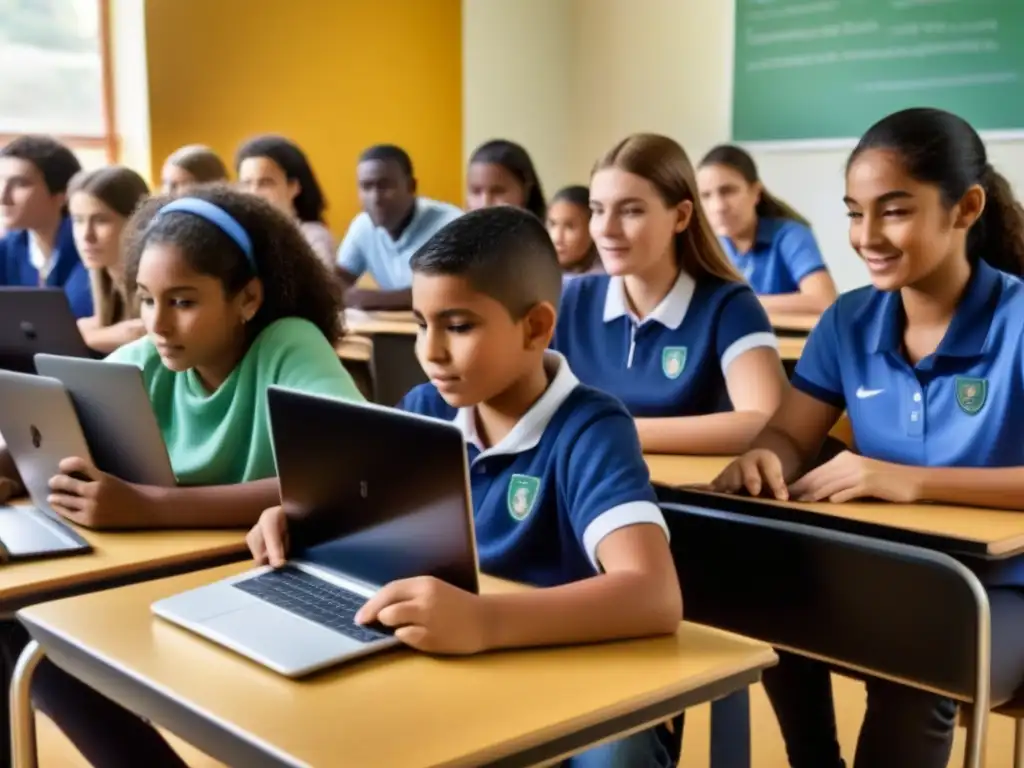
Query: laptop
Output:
[[152, 386, 480, 678], [0, 288, 93, 373], [0, 371, 92, 560], [34, 354, 177, 487]]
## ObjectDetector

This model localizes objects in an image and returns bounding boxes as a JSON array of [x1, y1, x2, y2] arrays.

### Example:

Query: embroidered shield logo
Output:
[[507, 474, 541, 521], [955, 376, 987, 416], [662, 347, 687, 380]]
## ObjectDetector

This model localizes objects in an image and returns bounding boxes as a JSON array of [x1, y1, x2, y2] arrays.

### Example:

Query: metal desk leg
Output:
[[10, 641, 42, 768], [710, 688, 751, 768]]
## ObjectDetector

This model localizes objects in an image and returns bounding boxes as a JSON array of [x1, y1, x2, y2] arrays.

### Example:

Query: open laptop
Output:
[[34, 354, 177, 487], [0, 371, 92, 560], [0, 288, 93, 373], [152, 386, 480, 678]]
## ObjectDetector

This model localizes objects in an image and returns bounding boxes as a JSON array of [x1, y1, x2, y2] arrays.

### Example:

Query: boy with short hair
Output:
[[251, 206, 682, 766], [0, 135, 92, 317], [335, 144, 462, 311]]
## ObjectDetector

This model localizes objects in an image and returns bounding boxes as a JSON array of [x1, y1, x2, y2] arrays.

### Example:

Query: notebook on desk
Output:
[[152, 387, 480, 678]]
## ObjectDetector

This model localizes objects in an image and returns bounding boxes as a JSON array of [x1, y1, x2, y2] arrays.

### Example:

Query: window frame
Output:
[[0, 0, 117, 162]]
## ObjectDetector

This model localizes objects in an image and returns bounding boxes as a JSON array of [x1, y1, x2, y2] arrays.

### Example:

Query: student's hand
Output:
[[355, 576, 487, 655], [787, 451, 922, 504], [47, 457, 148, 529], [246, 506, 290, 567], [711, 449, 789, 500]]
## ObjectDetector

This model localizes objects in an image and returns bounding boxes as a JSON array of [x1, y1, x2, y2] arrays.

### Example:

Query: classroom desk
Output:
[[777, 335, 805, 362], [17, 565, 777, 768], [344, 309, 418, 337], [335, 334, 372, 363], [767, 311, 818, 336]]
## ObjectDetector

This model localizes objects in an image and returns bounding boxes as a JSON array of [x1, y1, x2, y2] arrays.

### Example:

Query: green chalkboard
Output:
[[732, 0, 1024, 143]]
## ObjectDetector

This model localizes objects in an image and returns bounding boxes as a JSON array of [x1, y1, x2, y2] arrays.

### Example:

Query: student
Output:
[[0, 184, 365, 767], [712, 108, 1024, 768], [0, 135, 92, 317], [67, 165, 150, 354], [466, 139, 546, 220], [698, 145, 837, 314], [236, 134, 335, 269], [547, 185, 602, 281], [160, 144, 229, 195], [336, 144, 462, 311], [552, 134, 787, 455], [250, 206, 682, 767]]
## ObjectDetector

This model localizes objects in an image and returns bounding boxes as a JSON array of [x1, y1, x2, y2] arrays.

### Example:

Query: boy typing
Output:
[[248, 207, 682, 766]]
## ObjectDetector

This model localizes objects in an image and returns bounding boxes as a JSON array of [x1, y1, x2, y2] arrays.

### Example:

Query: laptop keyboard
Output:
[[233, 566, 392, 644]]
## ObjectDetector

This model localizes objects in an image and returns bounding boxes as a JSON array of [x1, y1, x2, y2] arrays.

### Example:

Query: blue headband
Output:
[[150, 198, 256, 271]]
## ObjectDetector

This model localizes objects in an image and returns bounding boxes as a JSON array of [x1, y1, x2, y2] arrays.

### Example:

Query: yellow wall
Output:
[[144, 0, 463, 236]]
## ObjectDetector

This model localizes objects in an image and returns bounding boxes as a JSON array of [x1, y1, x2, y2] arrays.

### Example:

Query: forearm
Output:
[[636, 410, 771, 455], [759, 292, 830, 315], [913, 466, 1024, 510], [347, 288, 412, 311], [481, 570, 681, 651], [80, 321, 141, 354], [143, 478, 280, 528]]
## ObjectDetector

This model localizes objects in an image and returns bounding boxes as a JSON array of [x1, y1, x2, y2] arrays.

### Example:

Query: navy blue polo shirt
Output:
[[552, 271, 778, 416], [0, 216, 92, 317], [720, 217, 827, 295], [793, 259, 1024, 585], [399, 353, 668, 588]]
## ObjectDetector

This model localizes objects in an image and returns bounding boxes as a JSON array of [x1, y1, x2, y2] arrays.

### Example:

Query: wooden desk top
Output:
[[335, 334, 371, 362], [22, 564, 775, 768], [768, 312, 818, 334], [777, 336, 805, 360], [646, 455, 1024, 558], [344, 309, 418, 337], [0, 520, 246, 612]]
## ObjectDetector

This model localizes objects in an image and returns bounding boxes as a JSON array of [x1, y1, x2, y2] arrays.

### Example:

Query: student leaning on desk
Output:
[[713, 108, 1024, 768], [0, 185, 364, 767], [250, 207, 683, 768]]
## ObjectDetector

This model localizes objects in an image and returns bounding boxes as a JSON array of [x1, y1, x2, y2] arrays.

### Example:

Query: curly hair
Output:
[[121, 184, 344, 344]]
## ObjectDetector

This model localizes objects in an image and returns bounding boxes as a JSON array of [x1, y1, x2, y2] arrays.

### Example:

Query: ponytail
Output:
[[756, 190, 811, 228], [974, 165, 1024, 277]]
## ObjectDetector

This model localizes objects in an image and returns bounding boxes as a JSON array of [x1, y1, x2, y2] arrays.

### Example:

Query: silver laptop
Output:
[[0, 371, 92, 559], [152, 386, 480, 678], [0, 287, 93, 373], [34, 354, 176, 487]]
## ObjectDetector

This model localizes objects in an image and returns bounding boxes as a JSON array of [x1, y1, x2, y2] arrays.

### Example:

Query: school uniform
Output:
[[336, 198, 463, 290], [400, 351, 676, 767], [107, 316, 364, 484], [0, 216, 93, 317], [767, 258, 1024, 767], [9, 317, 366, 768], [552, 271, 778, 416], [720, 217, 827, 295]]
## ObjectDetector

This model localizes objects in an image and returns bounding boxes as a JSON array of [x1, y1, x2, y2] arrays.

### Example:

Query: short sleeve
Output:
[[777, 223, 827, 285], [336, 215, 368, 277], [266, 320, 365, 403], [792, 303, 845, 407], [64, 266, 94, 318], [563, 408, 668, 570], [715, 285, 779, 373]]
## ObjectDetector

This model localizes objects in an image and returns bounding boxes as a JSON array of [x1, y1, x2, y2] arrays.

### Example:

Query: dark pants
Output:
[[0, 619, 186, 768], [763, 587, 1024, 768]]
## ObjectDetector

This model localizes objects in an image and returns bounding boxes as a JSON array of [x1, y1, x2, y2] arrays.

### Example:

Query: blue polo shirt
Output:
[[399, 352, 668, 588], [721, 217, 827, 296], [0, 216, 92, 317], [336, 197, 463, 291], [792, 259, 1024, 585], [552, 271, 778, 417]]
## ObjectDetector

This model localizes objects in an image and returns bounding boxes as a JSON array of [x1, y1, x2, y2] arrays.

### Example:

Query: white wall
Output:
[[464, 0, 1024, 291]]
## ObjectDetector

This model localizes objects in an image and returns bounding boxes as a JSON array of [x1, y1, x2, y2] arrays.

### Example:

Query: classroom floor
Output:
[[36, 675, 1016, 767]]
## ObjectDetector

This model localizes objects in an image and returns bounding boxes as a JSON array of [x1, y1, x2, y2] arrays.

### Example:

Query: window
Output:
[[0, 0, 115, 165]]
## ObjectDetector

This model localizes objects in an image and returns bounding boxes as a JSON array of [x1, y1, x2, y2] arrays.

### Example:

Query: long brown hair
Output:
[[594, 134, 742, 282], [700, 144, 810, 227], [67, 166, 150, 326], [164, 144, 228, 184]]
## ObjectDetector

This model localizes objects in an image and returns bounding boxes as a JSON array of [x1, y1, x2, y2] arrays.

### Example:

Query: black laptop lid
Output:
[[267, 386, 479, 594], [0, 288, 93, 373]]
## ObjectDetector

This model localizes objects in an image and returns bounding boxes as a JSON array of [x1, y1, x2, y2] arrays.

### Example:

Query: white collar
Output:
[[453, 351, 578, 459], [602, 270, 696, 330], [28, 232, 55, 278]]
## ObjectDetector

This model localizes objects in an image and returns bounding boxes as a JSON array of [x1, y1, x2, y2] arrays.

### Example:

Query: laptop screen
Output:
[[267, 387, 479, 595]]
